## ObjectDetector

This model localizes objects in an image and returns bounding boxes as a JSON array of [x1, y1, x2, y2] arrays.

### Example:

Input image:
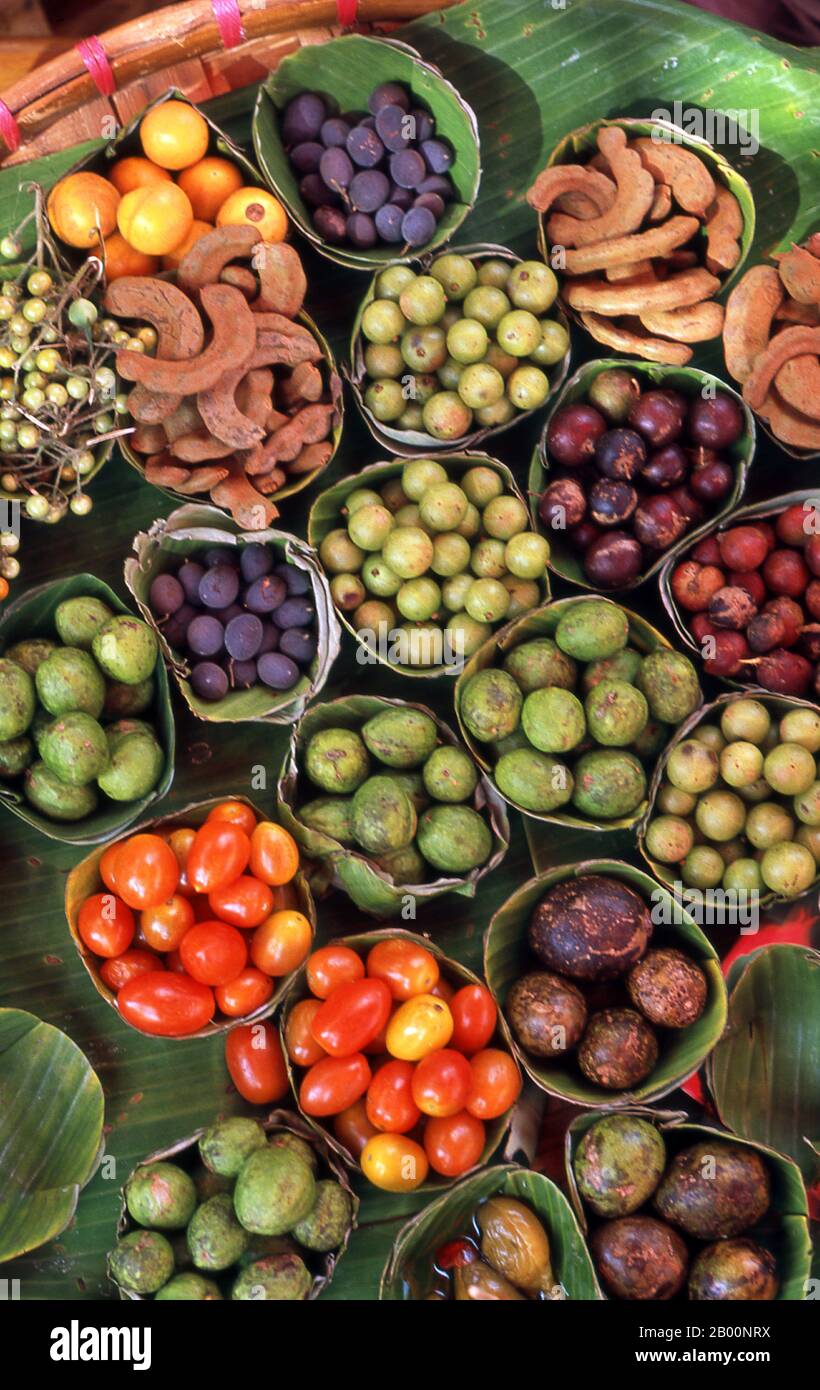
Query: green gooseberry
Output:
[[779, 707, 820, 752], [645, 815, 694, 864], [465, 577, 510, 625], [347, 503, 394, 551], [380, 478, 410, 513], [496, 309, 542, 357], [398, 404, 424, 431], [505, 531, 550, 579], [666, 740, 719, 794], [694, 790, 746, 842], [362, 553, 402, 597], [477, 259, 512, 289], [345, 488, 382, 516], [657, 783, 697, 817], [319, 528, 364, 575], [796, 824, 820, 861], [365, 343, 403, 378], [394, 504, 425, 529], [382, 526, 434, 579], [399, 275, 447, 326], [409, 373, 438, 405], [484, 341, 518, 378], [507, 261, 558, 314], [365, 379, 405, 422], [760, 842, 816, 896], [521, 686, 586, 753], [456, 502, 481, 540], [745, 801, 795, 850], [723, 858, 763, 894], [22, 297, 47, 324], [422, 392, 473, 441], [763, 742, 816, 796], [442, 573, 473, 612], [507, 364, 550, 411], [419, 482, 468, 533], [396, 577, 442, 622], [476, 397, 517, 427], [401, 327, 447, 373], [437, 356, 465, 391], [463, 286, 511, 330], [376, 265, 417, 301], [445, 612, 492, 659], [362, 299, 406, 344], [458, 362, 505, 410], [682, 845, 724, 889], [353, 600, 396, 633], [402, 458, 447, 500], [470, 538, 507, 579], [720, 698, 771, 744], [503, 575, 540, 619], [719, 741, 764, 788], [461, 466, 503, 509], [446, 318, 489, 366], [430, 254, 477, 301], [330, 573, 366, 612], [738, 776, 770, 804], [67, 298, 97, 329], [794, 780, 820, 826], [482, 494, 528, 540], [430, 533, 471, 578], [69, 377, 91, 402], [531, 319, 570, 366]]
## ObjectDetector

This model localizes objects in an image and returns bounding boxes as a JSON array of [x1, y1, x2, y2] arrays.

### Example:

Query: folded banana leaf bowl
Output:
[[124, 504, 340, 724], [64, 796, 316, 1041], [565, 1107, 810, 1301], [0, 573, 174, 844], [528, 359, 754, 592], [276, 694, 509, 919], [484, 859, 726, 1109], [348, 243, 571, 456], [109, 1109, 358, 1301], [307, 453, 549, 680]]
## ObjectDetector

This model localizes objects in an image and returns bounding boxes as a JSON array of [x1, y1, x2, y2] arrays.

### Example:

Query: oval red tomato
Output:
[[118, 971, 214, 1036], [114, 834, 179, 910], [225, 1020, 289, 1104], [139, 895, 194, 952], [411, 1047, 472, 1117], [449, 984, 497, 1055], [466, 1048, 521, 1120], [306, 945, 364, 999], [99, 948, 163, 991], [284, 998, 325, 1066], [206, 800, 257, 837], [78, 892, 134, 958], [215, 967, 273, 1018], [311, 978, 391, 1057], [300, 1053, 371, 1116], [208, 876, 273, 929], [333, 1098, 377, 1158], [366, 938, 439, 1000], [186, 822, 250, 894], [179, 919, 247, 986], [424, 1109, 485, 1177], [365, 1059, 420, 1134]]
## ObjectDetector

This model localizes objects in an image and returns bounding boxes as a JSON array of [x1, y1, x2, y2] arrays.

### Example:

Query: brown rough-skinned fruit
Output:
[[578, 1007, 658, 1089], [688, 1238, 778, 1301], [528, 874, 651, 982], [654, 1141, 771, 1239], [592, 1215, 688, 1300], [627, 947, 707, 1027], [505, 970, 588, 1058]]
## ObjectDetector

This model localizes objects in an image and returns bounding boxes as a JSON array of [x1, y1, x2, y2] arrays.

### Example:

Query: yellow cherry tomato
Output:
[[216, 186, 287, 243], [360, 1132, 429, 1192], [385, 993, 454, 1061], [139, 99, 209, 171]]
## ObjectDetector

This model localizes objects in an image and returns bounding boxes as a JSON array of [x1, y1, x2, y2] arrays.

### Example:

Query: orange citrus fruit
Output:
[[216, 186, 287, 243], [139, 99, 210, 171], [108, 156, 171, 196], [117, 182, 193, 256], [177, 157, 244, 222], [162, 219, 213, 270], [47, 172, 120, 249]]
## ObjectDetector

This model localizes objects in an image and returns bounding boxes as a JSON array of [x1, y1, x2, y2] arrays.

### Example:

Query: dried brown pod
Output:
[[198, 365, 265, 450], [130, 422, 167, 455], [723, 264, 784, 383], [172, 465, 230, 494], [648, 183, 672, 222], [775, 243, 820, 306], [742, 325, 820, 411], [775, 355, 820, 421], [127, 383, 182, 423], [169, 431, 234, 462], [118, 284, 256, 395], [564, 266, 719, 316], [640, 301, 724, 343], [757, 389, 820, 451], [546, 128, 655, 248], [209, 457, 279, 529], [144, 456, 191, 488], [563, 215, 698, 275], [606, 260, 654, 283], [578, 312, 693, 365], [704, 185, 743, 274], [632, 137, 716, 216], [176, 223, 260, 293], [252, 241, 307, 317], [103, 276, 205, 360], [526, 162, 616, 216]]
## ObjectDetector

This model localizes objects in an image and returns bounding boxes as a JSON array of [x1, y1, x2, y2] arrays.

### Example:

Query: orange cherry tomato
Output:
[[215, 967, 273, 1018], [424, 1110, 485, 1177], [206, 800, 258, 837], [466, 1048, 521, 1120], [449, 984, 497, 1056], [208, 875, 273, 929], [250, 910, 312, 977], [186, 822, 250, 894], [139, 894, 195, 952], [333, 1098, 377, 1158], [365, 1059, 420, 1134], [430, 975, 454, 1004], [300, 1053, 371, 1116], [99, 948, 163, 991], [114, 834, 180, 910], [78, 892, 135, 958], [361, 1133, 428, 1192], [167, 827, 196, 896], [179, 920, 247, 986], [249, 821, 300, 886], [306, 945, 364, 999], [411, 1048, 472, 1118], [285, 999, 326, 1066], [225, 1020, 289, 1104], [118, 971, 214, 1036], [311, 978, 392, 1058], [366, 938, 439, 1001], [386, 994, 453, 1061], [99, 843, 120, 892]]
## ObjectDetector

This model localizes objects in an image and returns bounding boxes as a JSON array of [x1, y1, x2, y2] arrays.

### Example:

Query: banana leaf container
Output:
[[124, 503, 341, 724], [307, 452, 549, 680], [380, 1162, 603, 1300], [64, 796, 316, 1041], [348, 243, 571, 455], [528, 358, 753, 592], [639, 691, 820, 907], [565, 1106, 811, 1300], [110, 1109, 358, 1301], [0, 572, 175, 844], [252, 34, 481, 273], [279, 927, 520, 1187], [454, 594, 703, 832], [484, 859, 726, 1108]]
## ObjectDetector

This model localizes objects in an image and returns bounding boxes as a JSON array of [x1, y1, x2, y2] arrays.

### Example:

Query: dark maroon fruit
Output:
[[319, 146, 354, 193], [414, 191, 445, 220], [546, 403, 607, 468], [691, 536, 722, 565], [257, 652, 300, 690], [275, 563, 311, 596], [708, 585, 758, 630], [187, 614, 224, 658], [191, 661, 229, 701], [245, 575, 287, 614], [594, 427, 646, 480], [592, 1217, 688, 1300], [160, 602, 197, 649], [762, 548, 810, 598], [279, 628, 317, 665], [748, 611, 787, 653], [763, 595, 803, 644], [641, 443, 687, 490], [729, 569, 766, 606], [149, 573, 184, 618], [688, 392, 744, 449], [349, 169, 390, 213], [667, 485, 704, 525], [589, 479, 638, 528], [801, 625, 820, 661], [569, 520, 602, 552], [578, 1008, 659, 1089], [806, 579, 820, 620], [347, 212, 378, 248], [203, 546, 234, 568], [198, 565, 240, 610], [703, 629, 749, 677], [301, 174, 338, 208], [583, 531, 643, 588], [627, 389, 685, 447], [755, 648, 812, 695], [632, 495, 688, 549], [258, 623, 280, 655], [273, 596, 315, 630], [805, 533, 820, 576], [689, 459, 734, 502], [229, 659, 257, 689], [225, 613, 264, 661], [313, 206, 347, 243], [538, 477, 586, 530], [528, 873, 652, 983], [177, 560, 205, 604]]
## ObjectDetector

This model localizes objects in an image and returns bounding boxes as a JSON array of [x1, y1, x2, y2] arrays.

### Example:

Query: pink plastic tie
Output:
[[212, 0, 246, 50], [0, 100, 21, 154], [336, 0, 358, 25], [75, 37, 116, 98]]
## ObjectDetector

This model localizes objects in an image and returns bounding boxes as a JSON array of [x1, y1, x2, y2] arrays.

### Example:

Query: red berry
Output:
[[703, 629, 749, 677], [435, 1238, 478, 1270], [806, 579, 820, 621], [671, 561, 726, 612], [755, 648, 812, 696], [583, 531, 643, 588], [763, 596, 804, 645], [718, 525, 768, 571], [709, 585, 758, 630], [691, 613, 717, 643], [691, 536, 722, 566], [729, 570, 767, 606], [762, 548, 809, 598], [805, 533, 820, 577], [775, 502, 814, 547]]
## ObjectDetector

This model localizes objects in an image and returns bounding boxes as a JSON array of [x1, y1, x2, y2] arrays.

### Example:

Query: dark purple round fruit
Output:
[[546, 403, 607, 468], [198, 565, 240, 610], [409, 107, 435, 143], [347, 213, 377, 248], [282, 92, 327, 145], [632, 496, 688, 549], [417, 173, 454, 201], [245, 575, 287, 614], [319, 146, 353, 194], [161, 602, 197, 649], [529, 874, 652, 982], [592, 1217, 688, 1300], [588, 479, 638, 528], [212, 603, 243, 627], [375, 204, 405, 242], [401, 206, 436, 248], [257, 652, 300, 690], [688, 392, 744, 449], [273, 596, 315, 630], [149, 573, 184, 618], [414, 192, 445, 220], [229, 659, 257, 689], [319, 117, 350, 148], [346, 125, 384, 169], [275, 563, 311, 596], [187, 614, 224, 658], [375, 104, 411, 152], [689, 459, 734, 502], [290, 141, 324, 173], [190, 661, 229, 701], [225, 613, 264, 661], [390, 149, 426, 190], [368, 82, 410, 115], [594, 428, 646, 480], [239, 543, 273, 584], [313, 206, 347, 242], [420, 138, 453, 174], [583, 531, 643, 588], [569, 520, 602, 551], [279, 627, 317, 665], [505, 970, 587, 1058], [641, 443, 687, 490], [258, 623, 280, 655], [389, 183, 415, 210], [177, 560, 205, 605], [628, 389, 686, 447], [301, 173, 338, 208], [203, 546, 234, 568], [578, 1008, 659, 1089], [538, 476, 586, 530], [668, 485, 704, 525], [349, 169, 390, 214]]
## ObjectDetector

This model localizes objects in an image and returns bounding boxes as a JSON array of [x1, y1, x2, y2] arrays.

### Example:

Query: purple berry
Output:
[[414, 192, 444, 220], [349, 169, 390, 214], [273, 596, 315, 630], [187, 614, 224, 658], [275, 563, 311, 596], [319, 147, 353, 195], [149, 573, 184, 618], [420, 138, 453, 174], [191, 661, 229, 701], [375, 204, 405, 242], [390, 149, 426, 190], [368, 82, 410, 115], [198, 565, 240, 610], [375, 104, 411, 152], [300, 173, 339, 208], [401, 205, 436, 248], [279, 628, 317, 665], [225, 613, 264, 661], [257, 652, 300, 691], [177, 560, 205, 604], [282, 92, 326, 145], [347, 212, 377, 248], [289, 141, 323, 174], [313, 206, 348, 242], [346, 125, 384, 169], [389, 184, 415, 211], [245, 574, 287, 614], [320, 117, 350, 148], [229, 659, 257, 689], [258, 623, 281, 655], [239, 543, 273, 584]]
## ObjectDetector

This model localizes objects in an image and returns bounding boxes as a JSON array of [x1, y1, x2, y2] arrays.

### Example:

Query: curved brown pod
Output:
[[176, 223, 260, 293], [252, 241, 307, 317], [117, 285, 256, 395], [197, 365, 265, 450], [103, 276, 204, 359]]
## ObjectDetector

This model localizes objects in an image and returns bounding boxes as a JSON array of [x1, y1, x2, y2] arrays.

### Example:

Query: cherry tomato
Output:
[[363, 1008, 393, 1056], [449, 984, 497, 1055], [333, 1098, 377, 1158], [311, 978, 391, 1058], [118, 971, 214, 1036], [215, 967, 273, 1018], [306, 944, 364, 999], [206, 799, 257, 837], [115, 834, 180, 910], [250, 910, 312, 976], [225, 1020, 289, 1104], [78, 892, 134, 957], [167, 827, 196, 896], [166, 949, 185, 973], [466, 1048, 521, 1120], [99, 843, 120, 893], [186, 822, 250, 894], [285, 998, 326, 1066], [430, 975, 454, 1004], [361, 1133, 428, 1192], [411, 1047, 472, 1117], [365, 1059, 420, 1133], [424, 1110, 485, 1177], [249, 821, 300, 886], [99, 948, 163, 991], [179, 919, 247, 986], [208, 876, 273, 929], [300, 1053, 371, 1116], [366, 938, 439, 1000], [386, 994, 453, 1061], [139, 895, 195, 952]]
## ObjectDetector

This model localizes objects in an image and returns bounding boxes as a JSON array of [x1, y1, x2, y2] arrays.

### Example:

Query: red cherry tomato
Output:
[[179, 920, 247, 986], [311, 978, 392, 1057], [118, 971, 214, 1036], [249, 821, 300, 886], [139, 894, 195, 952], [114, 834, 179, 910], [208, 876, 274, 929], [430, 975, 454, 1004], [99, 843, 120, 893], [333, 1098, 377, 1158], [365, 1059, 421, 1133], [215, 967, 273, 1018], [165, 949, 185, 973], [449, 984, 497, 1055], [363, 1007, 393, 1056], [225, 1020, 289, 1104], [424, 1110, 485, 1177], [300, 1053, 371, 1116], [206, 800, 258, 837], [466, 1048, 521, 1119], [186, 822, 250, 894], [306, 944, 364, 999], [167, 827, 196, 896], [99, 948, 163, 991], [411, 1047, 473, 1117], [284, 998, 326, 1066], [78, 892, 134, 958], [366, 939, 439, 1000]]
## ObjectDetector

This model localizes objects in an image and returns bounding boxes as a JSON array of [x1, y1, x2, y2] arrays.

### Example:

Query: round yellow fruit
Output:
[[117, 182, 193, 256], [139, 99, 210, 171], [177, 157, 244, 222], [108, 156, 171, 196], [216, 186, 287, 243], [47, 172, 120, 249]]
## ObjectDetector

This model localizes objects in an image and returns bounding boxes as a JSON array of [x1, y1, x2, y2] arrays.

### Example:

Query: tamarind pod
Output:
[[605, 260, 654, 282], [757, 386, 820, 449], [220, 265, 258, 298], [704, 186, 743, 274], [723, 265, 784, 383], [579, 311, 693, 364], [117, 285, 256, 395], [632, 137, 716, 216], [564, 266, 719, 314], [666, 250, 699, 270], [742, 326, 820, 411], [640, 301, 724, 342], [144, 455, 191, 488], [162, 397, 204, 443], [236, 369, 275, 428], [279, 362, 324, 407], [128, 384, 182, 423], [648, 184, 672, 222], [248, 331, 323, 370], [564, 214, 699, 274], [546, 127, 654, 248], [255, 468, 287, 494], [775, 298, 820, 326], [170, 431, 234, 461], [210, 457, 279, 530], [287, 442, 333, 475], [774, 355, 820, 421], [103, 276, 205, 360], [553, 190, 606, 220], [774, 243, 820, 306], [264, 403, 336, 464], [198, 364, 265, 449], [172, 466, 230, 494], [806, 233, 820, 259], [526, 162, 616, 215], [251, 242, 307, 318], [177, 224, 260, 293], [129, 422, 167, 455], [265, 407, 289, 433]]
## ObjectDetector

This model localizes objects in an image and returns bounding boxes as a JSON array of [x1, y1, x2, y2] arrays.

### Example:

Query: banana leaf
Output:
[[252, 34, 481, 272], [528, 358, 754, 591], [484, 858, 726, 1107], [307, 452, 549, 679], [124, 504, 340, 724], [0, 573, 175, 844], [277, 693, 509, 917], [707, 944, 820, 1186], [380, 1161, 602, 1299], [64, 795, 316, 1041], [347, 244, 571, 455], [565, 1106, 811, 1300], [0, 1008, 104, 1263]]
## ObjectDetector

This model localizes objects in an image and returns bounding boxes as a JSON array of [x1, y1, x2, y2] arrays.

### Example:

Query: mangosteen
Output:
[[688, 1238, 778, 1301], [592, 1216, 688, 1300], [669, 485, 705, 525], [689, 460, 734, 503], [578, 1008, 658, 1089], [546, 403, 607, 468], [573, 1114, 666, 1217], [506, 970, 587, 1058], [628, 390, 686, 447], [528, 874, 652, 982], [708, 585, 758, 630], [588, 479, 638, 528], [594, 428, 646, 481], [641, 444, 687, 490], [587, 369, 641, 424], [632, 495, 688, 549], [583, 532, 643, 589], [688, 393, 744, 450], [627, 947, 707, 1028], [654, 1140, 771, 1239], [538, 477, 586, 531]]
